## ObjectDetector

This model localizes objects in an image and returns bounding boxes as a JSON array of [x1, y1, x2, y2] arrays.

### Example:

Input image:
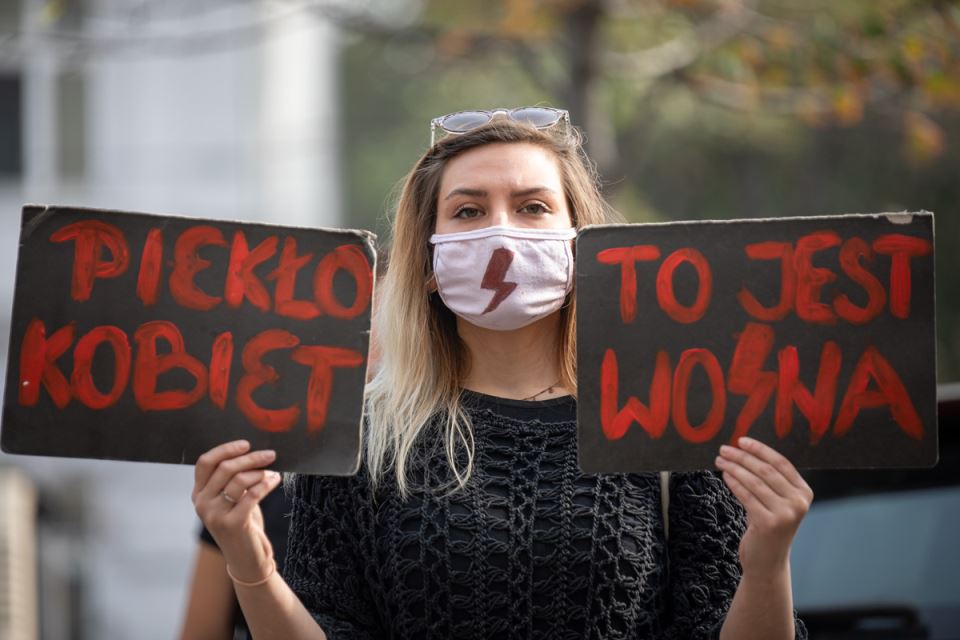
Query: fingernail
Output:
[[739, 437, 755, 447], [268, 470, 280, 479], [262, 450, 276, 458], [719, 445, 734, 455], [715, 456, 726, 466]]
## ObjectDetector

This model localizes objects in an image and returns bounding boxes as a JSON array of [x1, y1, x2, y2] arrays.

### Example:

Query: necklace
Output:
[[521, 380, 561, 401]]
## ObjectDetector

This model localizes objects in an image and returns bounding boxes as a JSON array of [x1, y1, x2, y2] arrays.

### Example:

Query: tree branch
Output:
[[677, 71, 903, 117], [604, 0, 758, 79]]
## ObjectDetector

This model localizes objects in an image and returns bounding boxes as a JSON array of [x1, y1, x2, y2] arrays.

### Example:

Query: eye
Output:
[[453, 206, 483, 219], [519, 202, 550, 215]]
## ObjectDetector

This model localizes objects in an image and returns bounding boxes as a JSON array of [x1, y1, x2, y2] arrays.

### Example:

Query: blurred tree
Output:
[[325, 0, 960, 176], [329, 0, 960, 381]]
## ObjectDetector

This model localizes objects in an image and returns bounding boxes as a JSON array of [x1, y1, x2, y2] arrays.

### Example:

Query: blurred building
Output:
[[0, 469, 38, 640], [0, 0, 342, 637]]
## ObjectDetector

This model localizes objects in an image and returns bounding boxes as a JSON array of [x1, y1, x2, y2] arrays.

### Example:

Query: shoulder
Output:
[[286, 467, 371, 508]]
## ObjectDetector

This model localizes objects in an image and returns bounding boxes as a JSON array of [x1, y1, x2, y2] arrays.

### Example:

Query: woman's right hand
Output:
[[192, 440, 282, 583]]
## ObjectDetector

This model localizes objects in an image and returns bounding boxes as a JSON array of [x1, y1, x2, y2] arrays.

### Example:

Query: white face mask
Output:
[[429, 225, 577, 331]]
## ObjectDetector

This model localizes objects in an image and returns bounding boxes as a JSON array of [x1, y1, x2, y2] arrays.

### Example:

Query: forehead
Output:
[[438, 142, 563, 194]]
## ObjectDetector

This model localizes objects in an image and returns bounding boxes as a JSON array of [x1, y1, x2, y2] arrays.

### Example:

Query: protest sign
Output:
[[2, 205, 375, 474], [577, 213, 936, 473]]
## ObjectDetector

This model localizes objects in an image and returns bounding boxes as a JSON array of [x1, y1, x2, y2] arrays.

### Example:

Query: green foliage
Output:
[[338, 0, 960, 380]]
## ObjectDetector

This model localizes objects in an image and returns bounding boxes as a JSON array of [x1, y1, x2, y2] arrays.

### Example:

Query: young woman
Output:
[[192, 107, 812, 639]]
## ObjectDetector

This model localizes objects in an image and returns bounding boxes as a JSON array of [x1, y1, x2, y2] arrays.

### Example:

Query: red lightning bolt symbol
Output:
[[727, 322, 777, 445], [480, 248, 517, 314]]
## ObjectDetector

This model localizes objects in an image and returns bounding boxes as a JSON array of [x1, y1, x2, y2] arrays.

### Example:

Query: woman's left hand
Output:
[[715, 437, 814, 580]]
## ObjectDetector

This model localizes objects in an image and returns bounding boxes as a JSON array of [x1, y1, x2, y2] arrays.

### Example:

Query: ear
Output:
[[426, 273, 438, 293]]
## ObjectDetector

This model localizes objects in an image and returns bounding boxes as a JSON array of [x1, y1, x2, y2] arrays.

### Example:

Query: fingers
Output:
[[739, 436, 810, 494], [221, 469, 277, 504], [717, 443, 796, 502], [719, 468, 766, 517], [193, 440, 250, 499], [716, 437, 814, 535], [196, 449, 277, 506], [715, 453, 783, 513], [227, 471, 283, 525]]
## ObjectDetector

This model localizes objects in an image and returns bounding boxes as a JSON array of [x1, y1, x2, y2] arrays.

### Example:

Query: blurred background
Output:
[[0, 0, 958, 638]]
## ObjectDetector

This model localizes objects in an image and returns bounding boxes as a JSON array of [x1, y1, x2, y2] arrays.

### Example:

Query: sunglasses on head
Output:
[[430, 107, 570, 145]]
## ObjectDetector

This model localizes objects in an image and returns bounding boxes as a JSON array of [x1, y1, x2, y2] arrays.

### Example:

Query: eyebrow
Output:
[[443, 186, 559, 201]]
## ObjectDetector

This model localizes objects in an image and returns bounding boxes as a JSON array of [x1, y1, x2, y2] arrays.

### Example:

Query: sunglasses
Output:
[[430, 107, 570, 145]]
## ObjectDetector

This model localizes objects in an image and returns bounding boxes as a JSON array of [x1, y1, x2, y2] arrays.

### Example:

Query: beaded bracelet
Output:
[[226, 558, 276, 588]]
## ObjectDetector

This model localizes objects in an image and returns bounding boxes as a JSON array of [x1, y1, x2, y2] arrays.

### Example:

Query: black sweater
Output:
[[283, 391, 806, 639]]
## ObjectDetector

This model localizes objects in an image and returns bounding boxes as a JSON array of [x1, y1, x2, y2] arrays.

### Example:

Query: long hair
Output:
[[365, 118, 620, 497]]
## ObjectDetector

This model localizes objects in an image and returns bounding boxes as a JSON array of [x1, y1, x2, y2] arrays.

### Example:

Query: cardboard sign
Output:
[[576, 213, 936, 473], [1, 205, 375, 474]]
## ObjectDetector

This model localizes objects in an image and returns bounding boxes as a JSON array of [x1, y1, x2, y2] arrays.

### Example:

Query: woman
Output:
[[193, 107, 811, 639]]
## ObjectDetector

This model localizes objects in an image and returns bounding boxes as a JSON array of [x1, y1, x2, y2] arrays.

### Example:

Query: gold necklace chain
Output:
[[520, 380, 561, 402]]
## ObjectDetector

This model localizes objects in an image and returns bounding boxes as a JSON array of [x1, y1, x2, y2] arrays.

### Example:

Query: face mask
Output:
[[429, 225, 577, 331]]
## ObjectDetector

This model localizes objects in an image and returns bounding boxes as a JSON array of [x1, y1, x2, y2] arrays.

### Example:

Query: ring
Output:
[[220, 491, 237, 504]]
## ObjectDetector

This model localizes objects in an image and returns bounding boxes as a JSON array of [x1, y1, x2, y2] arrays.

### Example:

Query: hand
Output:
[[715, 437, 813, 581], [192, 440, 283, 583]]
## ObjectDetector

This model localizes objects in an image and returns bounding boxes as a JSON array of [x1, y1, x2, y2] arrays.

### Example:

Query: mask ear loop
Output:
[[564, 235, 576, 295], [425, 232, 438, 293], [562, 230, 578, 310]]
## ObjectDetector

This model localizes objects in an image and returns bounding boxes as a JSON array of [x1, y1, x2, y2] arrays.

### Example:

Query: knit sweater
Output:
[[283, 391, 807, 639]]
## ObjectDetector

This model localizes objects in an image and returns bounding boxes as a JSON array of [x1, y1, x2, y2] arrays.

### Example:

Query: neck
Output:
[[457, 311, 567, 401]]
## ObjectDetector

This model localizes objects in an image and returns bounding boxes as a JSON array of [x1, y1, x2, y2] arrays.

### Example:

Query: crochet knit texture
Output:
[[284, 392, 807, 639]]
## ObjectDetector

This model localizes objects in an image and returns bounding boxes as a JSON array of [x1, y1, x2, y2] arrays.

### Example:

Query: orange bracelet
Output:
[[226, 558, 276, 588]]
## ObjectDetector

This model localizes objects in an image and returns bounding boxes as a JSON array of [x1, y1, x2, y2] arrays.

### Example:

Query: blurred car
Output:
[[791, 383, 960, 639]]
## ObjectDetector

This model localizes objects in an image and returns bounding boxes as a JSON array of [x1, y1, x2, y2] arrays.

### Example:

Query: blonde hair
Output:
[[365, 118, 619, 497]]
